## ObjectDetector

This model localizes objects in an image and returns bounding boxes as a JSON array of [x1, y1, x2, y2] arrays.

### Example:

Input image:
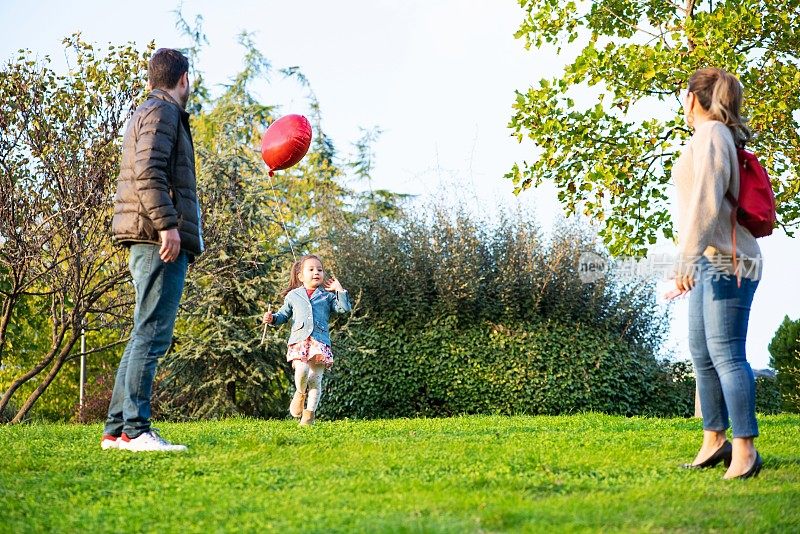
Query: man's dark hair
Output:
[[148, 48, 189, 90]]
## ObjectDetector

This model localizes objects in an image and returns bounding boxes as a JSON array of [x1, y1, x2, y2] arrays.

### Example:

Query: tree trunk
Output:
[[0, 294, 16, 367], [226, 380, 237, 405], [10, 336, 77, 423], [0, 325, 67, 418], [686, 0, 697, 51]]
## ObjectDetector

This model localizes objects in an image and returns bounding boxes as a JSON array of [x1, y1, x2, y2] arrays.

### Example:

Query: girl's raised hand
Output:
[[324, 276, 344, 293], [260, 305, 273, 345]]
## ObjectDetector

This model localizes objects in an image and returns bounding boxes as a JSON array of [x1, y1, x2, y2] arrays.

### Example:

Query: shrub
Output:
[[73, 362, 116, 424], [331, 210, 668, 349], [321, 319, 689, 419], [647, 360, 695, 417], [320, 209, 693, 417], [755, 375, 782, 415], [768, 316, 800, 413], [319, 208, 679, 419], [0, 395, 17, 423]]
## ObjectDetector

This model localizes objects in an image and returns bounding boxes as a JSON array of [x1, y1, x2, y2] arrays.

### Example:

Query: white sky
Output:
[[1, 0, 797, 369]]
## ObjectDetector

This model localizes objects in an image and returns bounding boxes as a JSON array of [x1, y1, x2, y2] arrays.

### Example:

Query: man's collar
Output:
[[148, 89, 188, 116]]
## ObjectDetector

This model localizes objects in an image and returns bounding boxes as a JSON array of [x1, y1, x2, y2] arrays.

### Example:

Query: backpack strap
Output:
[[725, 191, 742, 288]]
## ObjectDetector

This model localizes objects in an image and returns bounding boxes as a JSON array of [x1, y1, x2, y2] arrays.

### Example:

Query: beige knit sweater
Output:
[[672, 120, 763, 280]]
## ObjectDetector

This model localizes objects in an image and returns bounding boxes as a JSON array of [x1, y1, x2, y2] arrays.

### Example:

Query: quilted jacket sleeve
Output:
[[133, 101, 180, 231]]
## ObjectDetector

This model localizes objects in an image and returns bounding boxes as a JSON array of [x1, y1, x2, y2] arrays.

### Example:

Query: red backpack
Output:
[[725, 148, 777, 284], [726, 148, 777, 237]]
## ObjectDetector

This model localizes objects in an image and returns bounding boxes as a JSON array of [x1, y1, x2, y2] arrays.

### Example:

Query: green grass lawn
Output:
[[1, 414, 798, 533]]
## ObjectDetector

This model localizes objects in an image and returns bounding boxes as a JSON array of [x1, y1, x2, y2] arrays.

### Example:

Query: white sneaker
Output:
[[100, 434, 120, 450], [118, 429, 187, 452]]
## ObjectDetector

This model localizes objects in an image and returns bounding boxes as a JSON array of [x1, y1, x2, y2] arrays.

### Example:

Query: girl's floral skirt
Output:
[[287, 336, 334, 369]]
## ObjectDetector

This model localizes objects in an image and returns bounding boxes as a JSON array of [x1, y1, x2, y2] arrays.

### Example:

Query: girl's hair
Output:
[[688, 67, 752, 147], [279, 254, 325, 298]]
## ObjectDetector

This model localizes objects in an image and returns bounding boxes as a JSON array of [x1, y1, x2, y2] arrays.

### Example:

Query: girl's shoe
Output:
[[682, 440, 732, 469], [289, 391, 306, 419], [299, 409, 315, 426]]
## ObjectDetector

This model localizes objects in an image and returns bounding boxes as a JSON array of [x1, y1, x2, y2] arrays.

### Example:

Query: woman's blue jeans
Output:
[[104, 244, 188, 439], [688, 257, 759, 439]]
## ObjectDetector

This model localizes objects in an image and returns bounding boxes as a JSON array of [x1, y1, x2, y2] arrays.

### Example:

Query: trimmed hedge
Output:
[[755, 375, 782, 415], [320, 324, 781, 419], [320, 318, 693, 419], [768, 316, 800, 413], [317, 209, 691, 419]]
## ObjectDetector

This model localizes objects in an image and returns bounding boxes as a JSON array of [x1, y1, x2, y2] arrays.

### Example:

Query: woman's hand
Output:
[[262, 310, 273, 325], [663, 287, 686, 301], [324, 276, 344, 293], [664, 273, 695, 300], [675, 272, 696, 293]]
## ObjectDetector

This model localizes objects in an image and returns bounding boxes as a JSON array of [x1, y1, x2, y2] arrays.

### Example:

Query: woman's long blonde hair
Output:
[[688, 67, 752, 147]]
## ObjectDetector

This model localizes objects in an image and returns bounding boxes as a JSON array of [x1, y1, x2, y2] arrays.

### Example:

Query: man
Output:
[[102, 48, 204, 452]]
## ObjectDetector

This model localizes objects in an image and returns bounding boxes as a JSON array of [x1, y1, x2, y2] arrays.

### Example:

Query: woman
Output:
[[670, 68, 763, 479]]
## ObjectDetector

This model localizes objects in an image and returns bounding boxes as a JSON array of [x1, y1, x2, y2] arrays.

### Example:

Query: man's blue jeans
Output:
[[688, 257, 759, 439], [104, 244, 188, 438]]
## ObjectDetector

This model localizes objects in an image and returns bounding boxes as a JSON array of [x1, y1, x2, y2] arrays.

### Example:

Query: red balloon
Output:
[[261, 114, 313, 175]]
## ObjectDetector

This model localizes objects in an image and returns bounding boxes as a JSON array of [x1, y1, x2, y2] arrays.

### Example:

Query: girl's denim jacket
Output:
[[271, 286, 351, 346]]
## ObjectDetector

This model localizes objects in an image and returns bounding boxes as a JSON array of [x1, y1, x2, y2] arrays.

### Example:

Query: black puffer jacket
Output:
[[112, 89, 203, 257]]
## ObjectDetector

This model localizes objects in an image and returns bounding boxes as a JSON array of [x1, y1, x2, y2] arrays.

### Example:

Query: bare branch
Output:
[[686, 0, 696, 51], [64, 337, 129, 361], [598, 4, 661, 39]]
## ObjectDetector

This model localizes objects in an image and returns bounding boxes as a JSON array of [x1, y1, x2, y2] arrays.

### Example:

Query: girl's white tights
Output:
[[293, 360, 325, 412]]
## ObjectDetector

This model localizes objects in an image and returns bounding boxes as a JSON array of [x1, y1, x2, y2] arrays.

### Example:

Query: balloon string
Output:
[[266, 169, 297, 261]]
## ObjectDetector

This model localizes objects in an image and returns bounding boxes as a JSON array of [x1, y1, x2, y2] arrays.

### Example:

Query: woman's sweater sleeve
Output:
[[677, 125, 731, 273]]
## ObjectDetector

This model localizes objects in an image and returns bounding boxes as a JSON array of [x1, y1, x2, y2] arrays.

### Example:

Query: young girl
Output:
[[264, 254, 351, 425]]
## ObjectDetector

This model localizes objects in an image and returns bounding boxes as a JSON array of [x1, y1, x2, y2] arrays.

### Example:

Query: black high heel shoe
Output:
[[682, 440, 733, 469], [728, 452, 763, 480]]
